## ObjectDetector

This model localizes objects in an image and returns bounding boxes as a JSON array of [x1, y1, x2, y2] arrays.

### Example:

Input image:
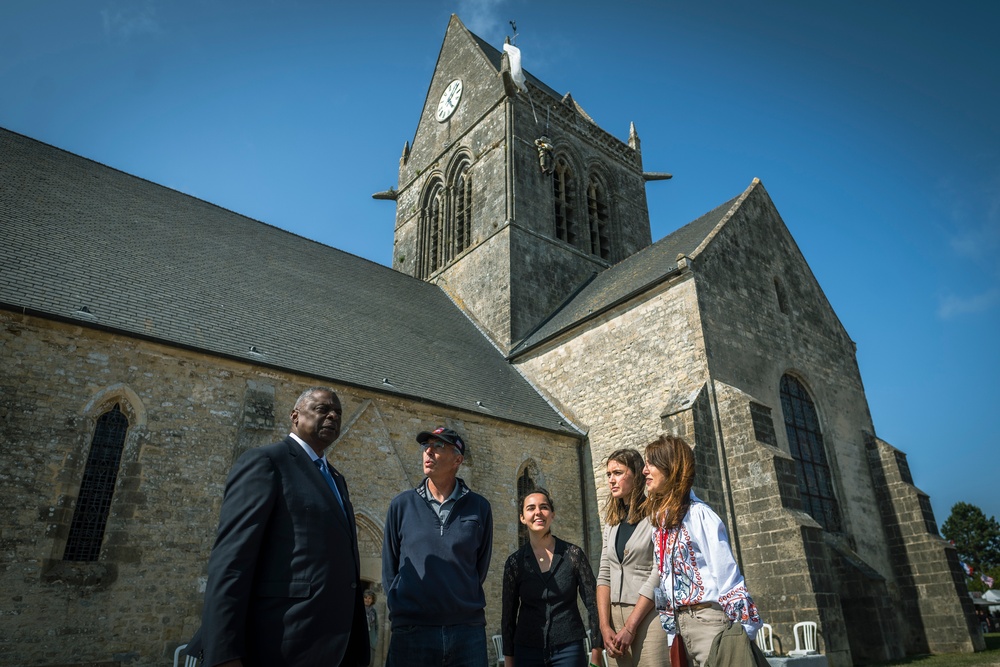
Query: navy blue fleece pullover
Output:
[[381, 478, 493, 629]]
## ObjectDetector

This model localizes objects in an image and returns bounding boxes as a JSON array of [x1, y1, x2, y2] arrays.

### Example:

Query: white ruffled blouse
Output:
[[652, 493, 762, 643]]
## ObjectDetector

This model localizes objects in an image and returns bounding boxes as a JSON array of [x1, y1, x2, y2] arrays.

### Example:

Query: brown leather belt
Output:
[[676, 602, 713, 612]]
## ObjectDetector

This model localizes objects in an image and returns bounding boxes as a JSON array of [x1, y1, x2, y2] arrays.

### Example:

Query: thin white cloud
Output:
[[938, 171, 1000, 264], [932, 169, 1000, 321], [949, 225, 1000, 260], [937, 288, 1000, 319], [101, 1, 160, 39], [457, 0, 507, 41]]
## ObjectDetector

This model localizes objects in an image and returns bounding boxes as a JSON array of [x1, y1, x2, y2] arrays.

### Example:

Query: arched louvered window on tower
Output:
[[587, 174, 611, 260], [63, 403, 130, 562], [417, 179, 446, 279], [553, 158, 577, 247], [452, 161, 472, 255], [779, 374, 842, 532]]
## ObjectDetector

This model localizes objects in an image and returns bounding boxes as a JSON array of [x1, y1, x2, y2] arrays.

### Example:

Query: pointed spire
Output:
[[400, 141, 410, 167], [629, 122, 642, 169], [628, 122, 640, 151]]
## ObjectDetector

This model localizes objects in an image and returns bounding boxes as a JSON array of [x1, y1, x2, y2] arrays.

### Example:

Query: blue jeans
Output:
[[386, 624, 488, 667], [513, 640, 587, 667]]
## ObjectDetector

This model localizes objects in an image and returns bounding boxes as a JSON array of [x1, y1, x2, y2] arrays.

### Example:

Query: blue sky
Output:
[[2, 0, 997, 526]]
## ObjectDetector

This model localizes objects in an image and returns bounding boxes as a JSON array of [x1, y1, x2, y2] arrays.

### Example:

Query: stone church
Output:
[[0, 14, 980, 667]]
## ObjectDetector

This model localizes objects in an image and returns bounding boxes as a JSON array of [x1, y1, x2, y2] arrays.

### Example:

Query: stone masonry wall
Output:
[[515, 274, 710, 563], [690, 181, 892, 577], [394, 16, 657, 350], [711, 381, 850, 667], [0, 311, 584, 666], [689, 182, 895, 616], [503, 85, 653, 345], [688, 180, 976, 658], [391, 23, 518, 348], [867, 436, 983, 654], [508, 86, 653, 264]]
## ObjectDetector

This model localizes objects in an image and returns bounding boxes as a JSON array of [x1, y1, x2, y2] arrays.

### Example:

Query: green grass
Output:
[[867, 634, 1000, 667]]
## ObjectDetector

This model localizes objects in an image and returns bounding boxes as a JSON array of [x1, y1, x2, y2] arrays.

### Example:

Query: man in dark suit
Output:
[[189, 387, 369, 667]]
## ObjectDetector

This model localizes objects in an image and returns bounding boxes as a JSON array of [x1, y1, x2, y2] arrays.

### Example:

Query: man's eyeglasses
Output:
[[420, 441, 448, 450], [420, 440, 459, 454]]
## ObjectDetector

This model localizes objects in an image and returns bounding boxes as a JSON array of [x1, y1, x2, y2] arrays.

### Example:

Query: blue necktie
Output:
[[314, 458, 346, 514]]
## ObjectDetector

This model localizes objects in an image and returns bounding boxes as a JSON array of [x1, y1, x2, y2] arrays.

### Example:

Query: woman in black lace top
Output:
[[501, 487, 604, 667]]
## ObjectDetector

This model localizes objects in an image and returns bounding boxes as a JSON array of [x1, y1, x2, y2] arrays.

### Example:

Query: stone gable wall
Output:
[[515, 275, 710, 558], [690, 184, 894, 574], [398, 19, 505, 185], [685, 181, 977, 660], [0, 311, 584, 666], [687, 185, 888, 664]]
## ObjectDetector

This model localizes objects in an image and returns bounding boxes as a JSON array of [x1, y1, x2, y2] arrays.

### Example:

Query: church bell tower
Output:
[[386, 15, 658, 353]]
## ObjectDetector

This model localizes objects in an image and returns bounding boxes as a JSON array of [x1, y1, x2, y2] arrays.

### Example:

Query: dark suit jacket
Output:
[[190, 436, 370, 667]]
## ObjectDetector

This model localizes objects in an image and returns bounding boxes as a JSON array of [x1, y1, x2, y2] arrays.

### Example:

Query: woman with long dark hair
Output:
[[501, 487, 604, 667], [596, 448, 668, 666], [644, 435, 762, 667]]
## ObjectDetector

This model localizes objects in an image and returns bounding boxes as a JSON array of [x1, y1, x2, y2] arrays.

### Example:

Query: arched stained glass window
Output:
[[780, 375, 842, 532]]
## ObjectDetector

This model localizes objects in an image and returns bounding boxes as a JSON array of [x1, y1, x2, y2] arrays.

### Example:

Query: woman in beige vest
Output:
[[596, 448, 669, 667]]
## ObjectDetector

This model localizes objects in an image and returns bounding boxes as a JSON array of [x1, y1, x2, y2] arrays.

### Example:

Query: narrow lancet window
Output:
[[553, 158, 576, 246], [417, 180, 446, 279], [63, 403, 130, 561], [453, 162, 472, 255], [587, 176, 611, 260]]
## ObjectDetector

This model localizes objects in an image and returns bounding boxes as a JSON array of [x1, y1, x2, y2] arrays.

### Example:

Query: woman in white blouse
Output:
[[644, 435, 762, 667]]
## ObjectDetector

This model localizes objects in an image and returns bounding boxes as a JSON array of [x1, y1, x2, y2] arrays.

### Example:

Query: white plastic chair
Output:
[[491, 634, 504, 667], [173, 644, 198, 667], [755, 622, 775, 656], [788, 621, 819, 656]]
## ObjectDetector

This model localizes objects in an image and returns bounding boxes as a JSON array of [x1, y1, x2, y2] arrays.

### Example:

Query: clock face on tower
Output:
[[435, 79, 463, 122]]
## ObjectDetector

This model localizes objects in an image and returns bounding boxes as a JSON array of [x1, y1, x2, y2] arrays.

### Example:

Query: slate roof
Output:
[[512, 195, 741, 353], [0, 127, 577, 436]]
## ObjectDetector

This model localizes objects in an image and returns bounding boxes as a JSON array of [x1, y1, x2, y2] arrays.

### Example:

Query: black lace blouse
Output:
[[500, 537, 603, 655]]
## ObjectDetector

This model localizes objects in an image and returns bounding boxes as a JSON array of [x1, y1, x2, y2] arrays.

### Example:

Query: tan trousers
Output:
[[608, 603, 670, 667], [675, 605, 730, 667]]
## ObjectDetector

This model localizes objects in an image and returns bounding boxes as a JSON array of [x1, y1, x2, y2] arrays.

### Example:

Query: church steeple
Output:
[[387, 15, 656, 352]]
